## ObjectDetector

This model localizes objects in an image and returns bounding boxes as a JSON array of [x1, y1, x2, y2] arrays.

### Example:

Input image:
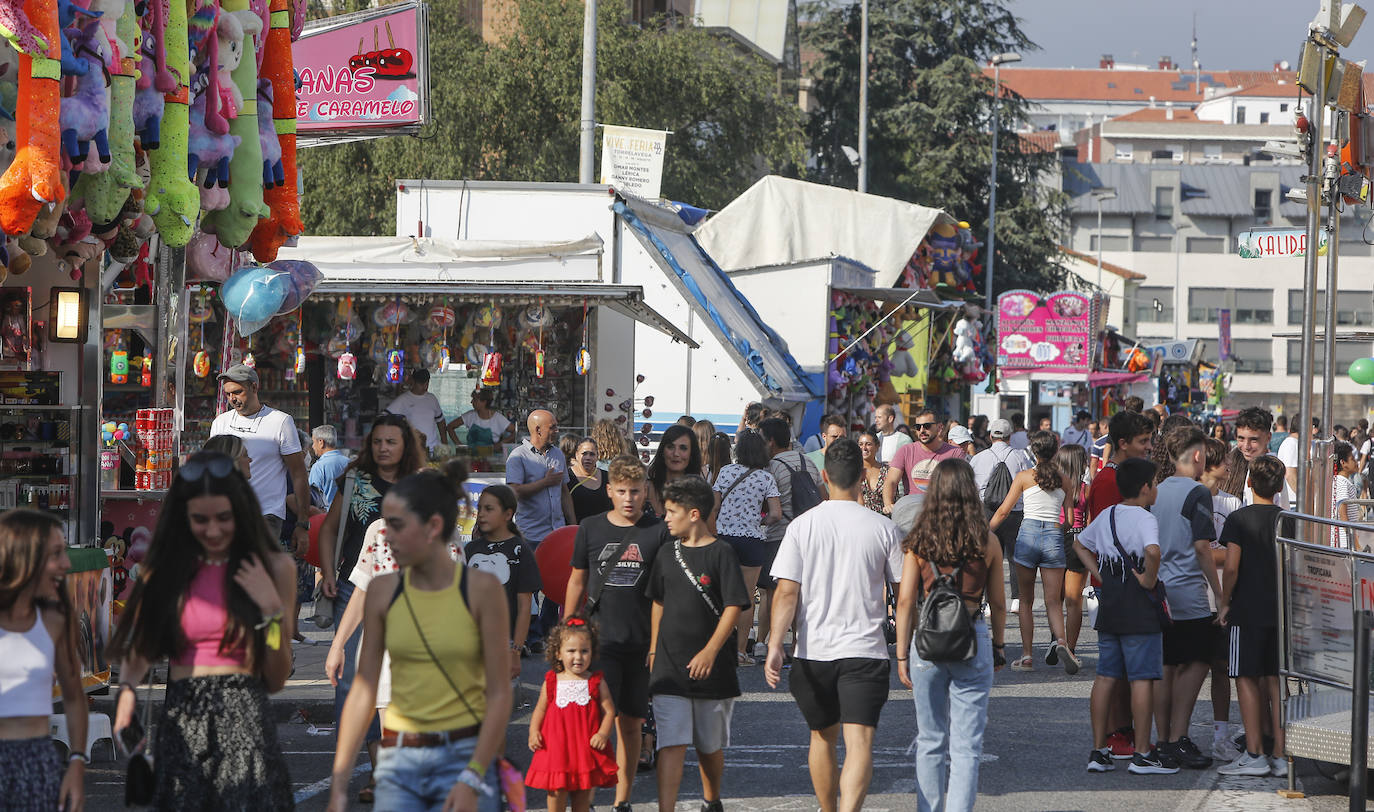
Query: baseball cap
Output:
[[217, 364, 259, 387], [989, 418, 1012, 438], [947, 425, 974, 445], [891, 493, 925, 535]]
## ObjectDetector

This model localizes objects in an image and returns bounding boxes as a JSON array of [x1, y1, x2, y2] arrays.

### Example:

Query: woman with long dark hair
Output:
[[895, 459, 1006, 812], [1054, 443, 1091, 654], [856, 430, 891, 513], [990, 430, 1077, 673], [110, 452, 297, 809], [318, 413, 426, 802], [0, 510, 85, 811], [693, 419, 717, 475], [327, 465, 512, 812], [703, 432, 733, 487], [646, 424, 702, 516]]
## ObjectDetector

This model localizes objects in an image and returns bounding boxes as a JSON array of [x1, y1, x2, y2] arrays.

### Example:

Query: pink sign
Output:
[[293, 2, 429, 135], [996, 289, 1097, 375]]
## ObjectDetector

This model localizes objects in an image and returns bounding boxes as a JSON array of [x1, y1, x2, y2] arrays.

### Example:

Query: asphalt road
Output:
[[76, 598, 1370, 811]]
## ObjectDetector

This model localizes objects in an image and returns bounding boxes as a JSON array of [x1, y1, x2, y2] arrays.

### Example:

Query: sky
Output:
[[1010, 0, 1342, 71]]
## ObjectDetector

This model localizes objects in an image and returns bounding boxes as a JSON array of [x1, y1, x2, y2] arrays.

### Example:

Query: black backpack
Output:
[[915, 561, 977, 662], [778, 456, 824, 517], [981, 447, 1015, 514]]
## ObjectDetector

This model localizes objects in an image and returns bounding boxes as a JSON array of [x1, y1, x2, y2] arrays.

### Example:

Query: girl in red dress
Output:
[[526, 616, 618, 812]]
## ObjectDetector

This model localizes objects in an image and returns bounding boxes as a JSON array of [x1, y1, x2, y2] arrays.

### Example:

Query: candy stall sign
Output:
[[996, 290, 1096, 375], [1236, 228, 1328, 259], [293, 1, 430, 137]]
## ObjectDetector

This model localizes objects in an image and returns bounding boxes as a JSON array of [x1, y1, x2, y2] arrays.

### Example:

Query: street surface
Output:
[[78, 599, 1361, 811]]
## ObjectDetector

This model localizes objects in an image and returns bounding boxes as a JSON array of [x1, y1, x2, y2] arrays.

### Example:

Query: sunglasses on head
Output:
[[179, 453, 237, 482], [912, 422, 937, 430]]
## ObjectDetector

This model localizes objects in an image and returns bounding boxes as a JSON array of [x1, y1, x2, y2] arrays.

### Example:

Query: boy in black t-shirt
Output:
[[646, 477, 750, 812], [1217, 455, 1287, 778]]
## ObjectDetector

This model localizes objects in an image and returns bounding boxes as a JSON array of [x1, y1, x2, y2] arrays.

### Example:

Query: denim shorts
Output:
[[374, 734, 502, 812], [1012, 519, 1066, 569], [1098, 631, 1163, 682]]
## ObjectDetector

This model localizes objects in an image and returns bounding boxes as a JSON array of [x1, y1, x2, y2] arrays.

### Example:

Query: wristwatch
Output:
[[457, 767, 494, 796]]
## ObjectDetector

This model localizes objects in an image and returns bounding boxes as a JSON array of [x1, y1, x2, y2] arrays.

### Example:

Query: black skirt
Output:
[[0, 736, 62, 811], [152, 673, 294, 811]]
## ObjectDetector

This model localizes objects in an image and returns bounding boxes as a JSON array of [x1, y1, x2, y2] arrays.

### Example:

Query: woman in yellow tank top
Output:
[[328, 460, 511, 812]]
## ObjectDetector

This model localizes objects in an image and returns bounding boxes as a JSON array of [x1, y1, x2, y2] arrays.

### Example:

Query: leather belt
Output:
[[379, 724, 481, 748]]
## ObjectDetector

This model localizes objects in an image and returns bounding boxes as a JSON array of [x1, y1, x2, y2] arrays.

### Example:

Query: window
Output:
[[1254, 189, 1273, 223], [1204, 144, 1223, 161], [1236, 105, 1246, 124], [1115, 142, 1134, 161], [1286, 339, 1374, 375], [1191, 288, 1272, 324], [1231, 339, 1274, 374], [1186, 237, 1226, 253], [1188, 288, 1225, 322], [1134, 286, 1174, 324], [1154, 186, 1174, 220], [1286, 290, 1374, 326], [1135, 236, 1174, 251], [1168, 144, 1184, 162], [1280, 103, 1289, 112], [1089, 234, 1131, 251], [1259, 111, 1270, 124]]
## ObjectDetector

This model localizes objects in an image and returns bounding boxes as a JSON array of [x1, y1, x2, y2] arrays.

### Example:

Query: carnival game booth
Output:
[[270, 234, 696, 470], [390, 182, 821, 443]]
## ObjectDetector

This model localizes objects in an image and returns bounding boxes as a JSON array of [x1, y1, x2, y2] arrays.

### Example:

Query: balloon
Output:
[[1350, 357, 1374, 385], [372, 299, 411, 327], [473, 303, 501, 329], [306, 512, 327, 568], [533, 526, 578, 607], [267, 259, 323, 314], [221, 265, 289, 336], [186, 231, 238, 283]]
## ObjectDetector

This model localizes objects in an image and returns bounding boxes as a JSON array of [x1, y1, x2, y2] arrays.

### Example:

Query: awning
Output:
[[1088, 371, 1150, 387], [614, 196, 822, 402]]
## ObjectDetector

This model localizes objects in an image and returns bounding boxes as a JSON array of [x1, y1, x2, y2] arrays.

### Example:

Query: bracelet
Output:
[[457, 767, 494, 796], [118, 680, 138, 694], [68, 752, 88, 764], [896, 657, 908, 661], [992, 644, 1005, 649], [466, 758, 487, 778], [254, 610, 283, 630], [256, 611, 283, 650]]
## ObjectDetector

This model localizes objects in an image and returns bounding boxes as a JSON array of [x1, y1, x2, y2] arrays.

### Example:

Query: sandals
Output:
[[737, 651, 757, 667], [1010, 655, 1034, 671], [358, 782, 375, 804]]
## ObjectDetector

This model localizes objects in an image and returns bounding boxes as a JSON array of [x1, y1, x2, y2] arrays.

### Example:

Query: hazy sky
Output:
[[1011, 0, 1339, 71]]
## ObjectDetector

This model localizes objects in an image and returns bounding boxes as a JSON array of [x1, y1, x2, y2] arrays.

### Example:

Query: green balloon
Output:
[[1349, 357, 1374, 385]]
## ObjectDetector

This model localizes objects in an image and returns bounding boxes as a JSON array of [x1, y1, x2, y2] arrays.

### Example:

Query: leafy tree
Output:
[[802, 0, 1067, 296], [298, 0, 805, 235]]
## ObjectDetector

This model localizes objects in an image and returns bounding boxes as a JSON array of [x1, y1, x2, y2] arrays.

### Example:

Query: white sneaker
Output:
[[1217, 751, 1271, 776], [1269, 756, 1288, 778], [1212, 737, 1242, 762], [753, 642, 767, 659]]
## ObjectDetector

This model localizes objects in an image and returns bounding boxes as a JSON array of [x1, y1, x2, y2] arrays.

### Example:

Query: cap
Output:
[[947, 425, 975, 445], [217, 364, 259, 387], [891, 493, 925, 535], [1074, 409, 1092, 421], [989, 418, 1012, 438]]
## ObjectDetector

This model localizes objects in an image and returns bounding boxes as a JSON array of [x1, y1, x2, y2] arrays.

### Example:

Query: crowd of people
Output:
[[0, 356, 1363, 811]]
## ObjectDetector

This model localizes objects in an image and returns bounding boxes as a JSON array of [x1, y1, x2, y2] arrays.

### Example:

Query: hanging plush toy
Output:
[[246, 0, 301, 261], [199, 0, 266, 249], [336, 349, 355, 380], [71, 0, 142, 231], [0, 0, 64, 236], [143, 0, 200, 247]]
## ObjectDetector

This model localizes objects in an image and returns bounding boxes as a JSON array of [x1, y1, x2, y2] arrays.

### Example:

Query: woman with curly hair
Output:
[[990, 430, 1078, 673], [895, 458, 1006, 812], [591, 419, 630, 469]]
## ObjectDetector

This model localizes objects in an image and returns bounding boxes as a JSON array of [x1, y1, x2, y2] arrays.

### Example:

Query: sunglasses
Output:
[[179, 453, 237, 482], [912, 422, 938, 430]]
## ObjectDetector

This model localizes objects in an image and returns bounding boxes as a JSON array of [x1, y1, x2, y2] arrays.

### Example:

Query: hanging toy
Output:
[[294, 345, 305, 375], [534, 301, 545, 378], [575, 298, 591, 375], [535, 349, 545, 378], [243, 352, 256, 369], [437, 345, 450, 368], [386, 349, 403, 384], [337, 349, 356, 380], [481, 350, 502, 387], [110, 348, 128, 384], [193, 350, 211, 378], [140, 356, 152, 388]]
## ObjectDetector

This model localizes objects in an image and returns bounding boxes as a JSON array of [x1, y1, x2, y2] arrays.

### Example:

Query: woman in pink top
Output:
[[110, 451, 298, 810]]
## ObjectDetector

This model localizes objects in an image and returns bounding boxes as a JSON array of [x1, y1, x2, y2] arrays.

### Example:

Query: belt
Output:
[[379, 723, 481, 748]]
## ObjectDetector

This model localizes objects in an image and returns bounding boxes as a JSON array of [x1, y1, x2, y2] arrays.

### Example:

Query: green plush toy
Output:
[[72, 0, 141, 230], [200, 1, 266, 249], [144, 0, 199, 246]]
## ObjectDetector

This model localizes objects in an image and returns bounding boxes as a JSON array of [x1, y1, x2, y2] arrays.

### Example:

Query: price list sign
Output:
[[1288, 547, 1355, 684]]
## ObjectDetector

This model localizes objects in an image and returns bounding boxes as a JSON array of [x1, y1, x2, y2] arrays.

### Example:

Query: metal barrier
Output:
[[1277, 509, 1374, 805]]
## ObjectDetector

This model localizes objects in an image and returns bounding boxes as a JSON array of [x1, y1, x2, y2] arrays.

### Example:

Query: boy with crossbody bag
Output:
[[645, 478, 752, 812]]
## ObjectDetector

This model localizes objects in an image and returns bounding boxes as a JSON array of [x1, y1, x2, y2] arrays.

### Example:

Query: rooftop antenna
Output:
[[1191, 13, 1201, 95]]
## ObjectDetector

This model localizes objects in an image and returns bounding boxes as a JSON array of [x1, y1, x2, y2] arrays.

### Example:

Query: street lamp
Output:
[[1091, 187, 1116, 291], [858, 0, 869, 193], [984, 51, 1021, 315]]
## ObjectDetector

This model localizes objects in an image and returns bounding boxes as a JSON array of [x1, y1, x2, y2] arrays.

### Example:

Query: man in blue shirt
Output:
[[507, 409, 576, 647], [309, 425, 351, 508]]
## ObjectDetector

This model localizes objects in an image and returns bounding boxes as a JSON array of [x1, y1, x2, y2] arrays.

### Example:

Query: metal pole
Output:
[[1173, 215, 1182, 339], [577, 0, 597, 184], [1095, 200, 1104, 291], [857, 0, 868, 193], [1321, 126, 1341, 534], [984, 62, 1000, 315], [1298, 48, 1327, 520], [1351, 608, 1370, 812]]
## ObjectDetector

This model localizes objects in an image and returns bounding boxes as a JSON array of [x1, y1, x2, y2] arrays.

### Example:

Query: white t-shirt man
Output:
[[210, 405, 301, 519], [769, 500, 904, 661], [458, 410, 512, 443], [385, 390, 446, 450], [878, 430, 912, 464], [1271, 437, 1300, 507]]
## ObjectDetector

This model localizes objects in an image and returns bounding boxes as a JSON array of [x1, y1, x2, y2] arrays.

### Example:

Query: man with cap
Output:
[[947, 424, 977, 457], [970, 418, 1033, 608], [210, 364, 312, 546], [1062, 409, 1094, 448]]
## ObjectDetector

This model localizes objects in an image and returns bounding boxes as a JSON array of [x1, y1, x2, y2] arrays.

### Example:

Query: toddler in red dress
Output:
[[526, 616, 618, 812]]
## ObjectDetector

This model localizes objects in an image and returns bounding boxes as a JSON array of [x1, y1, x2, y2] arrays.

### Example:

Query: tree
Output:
[[802, 0, 1068, 296], [298, 0, 806, 236]]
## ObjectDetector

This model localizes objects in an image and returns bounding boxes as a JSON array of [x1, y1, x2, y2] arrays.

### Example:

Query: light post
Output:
[[858, 0, 869, 193], [984, 51, 1021, 315], [1091, 187, 1116, 291], [577, 0, 597, 183]]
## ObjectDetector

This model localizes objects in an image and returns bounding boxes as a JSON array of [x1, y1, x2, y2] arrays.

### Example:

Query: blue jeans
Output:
[[374, 735, 502, 812], [333, 578, 381, 742], [910, 620, 993, 812], [1013, 518, 1066, 569]]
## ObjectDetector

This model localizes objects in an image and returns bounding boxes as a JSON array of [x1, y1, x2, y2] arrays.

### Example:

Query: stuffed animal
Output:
[[18, 196, 63, 254], [142, 0, 198, 245], [208, 5, 246, 123], [142, 0, 171, 91], [59, 18, 112, 179], [70, 0, 140, 230], [53, 0, 96, 76], [131, 42, 162, 147], [246, 0, 299, 261], [0, 0, 46, 54], [187, 90, 239, 210], [254, 79, 280, 187], [0, 0, 63, 236], [199, 1, 264, 248]]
